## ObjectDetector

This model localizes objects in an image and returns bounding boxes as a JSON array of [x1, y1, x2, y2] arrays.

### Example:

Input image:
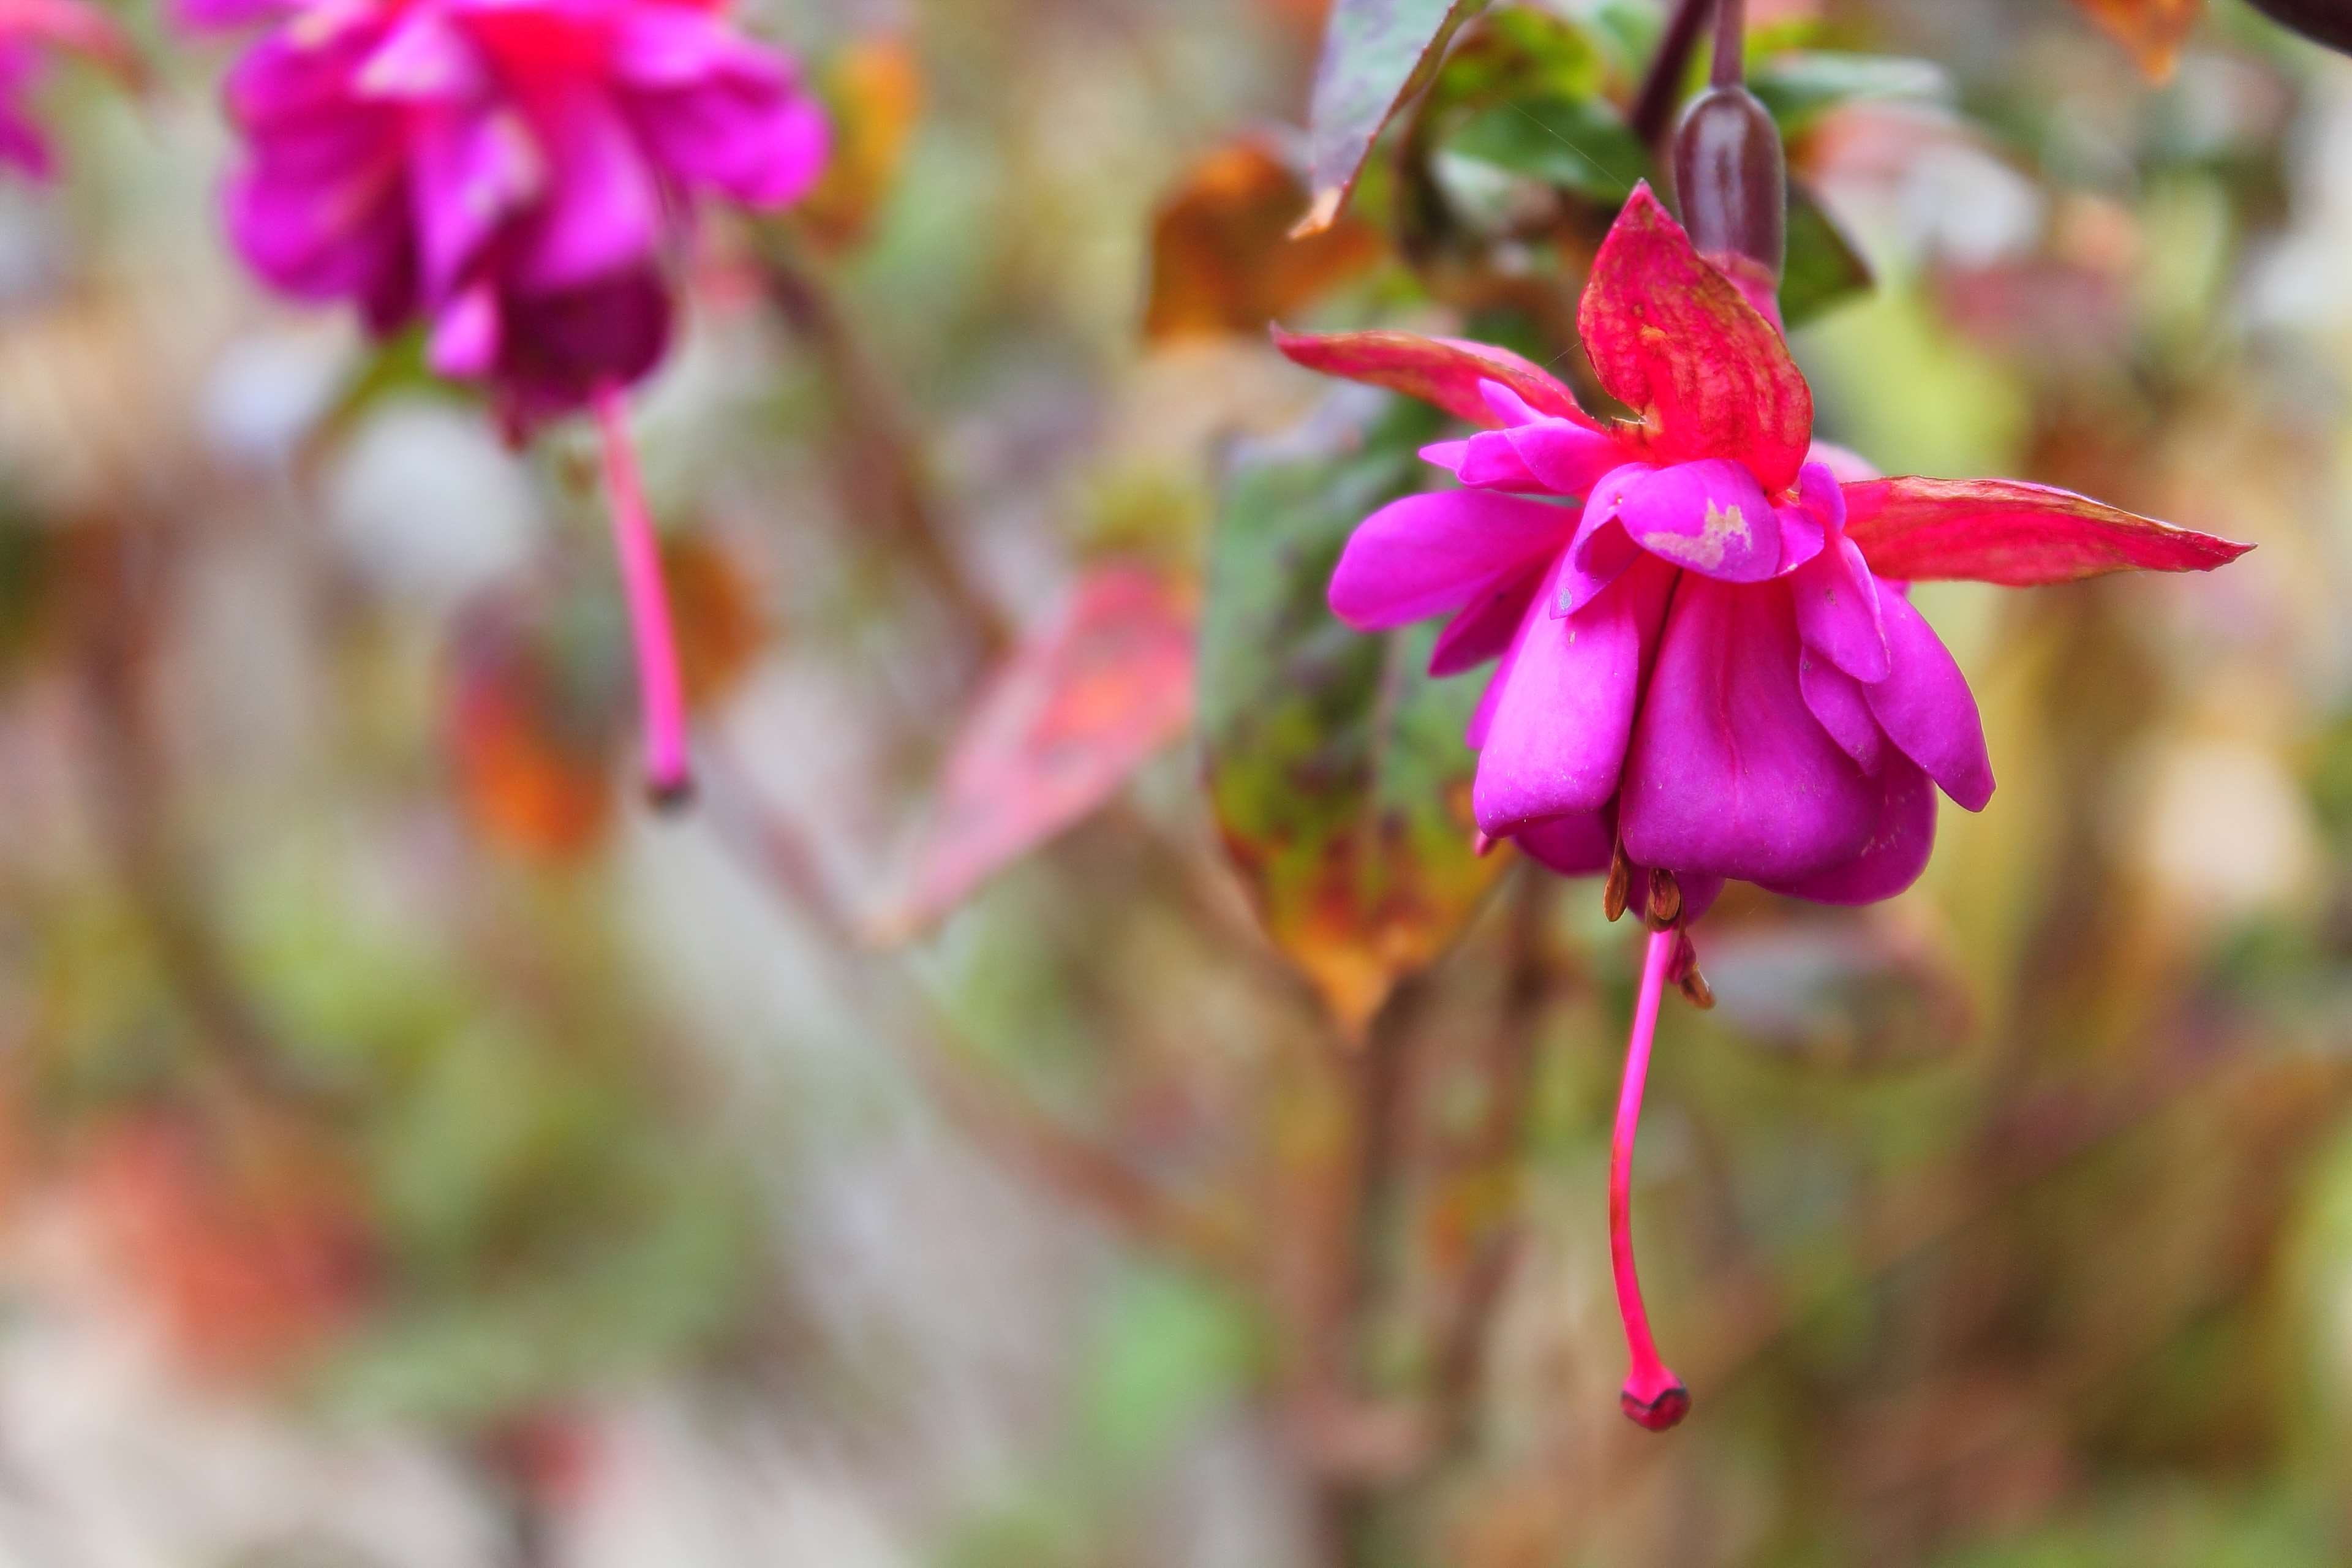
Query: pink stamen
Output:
[[1612, 925, 1690, 1431], [592, 384, 692, 808]]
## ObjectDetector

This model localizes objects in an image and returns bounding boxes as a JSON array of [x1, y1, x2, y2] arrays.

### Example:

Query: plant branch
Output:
[[1629, 0, 1715, 148], [755, 239, 1016, 661], [693, 743, 1250, 1283]]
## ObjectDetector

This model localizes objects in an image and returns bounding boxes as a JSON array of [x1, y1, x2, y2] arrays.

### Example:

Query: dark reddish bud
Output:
[[2245, 0, 2352, 55], [1671, 85, 1786, 298]]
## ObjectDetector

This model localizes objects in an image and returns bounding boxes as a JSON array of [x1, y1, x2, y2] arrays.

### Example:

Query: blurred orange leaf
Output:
[[798, 36, 925, 254], [1145, 141, 1384, 342], [78, 1112, 373, 1379], [447, 592, 625, 863], [2072, 0, 2202, 79], [883, 564, 1197, 935], [665, 534, 768, 708]]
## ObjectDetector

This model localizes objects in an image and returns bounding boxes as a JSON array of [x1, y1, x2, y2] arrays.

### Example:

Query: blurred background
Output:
[[0, 0, 2347, 1563]]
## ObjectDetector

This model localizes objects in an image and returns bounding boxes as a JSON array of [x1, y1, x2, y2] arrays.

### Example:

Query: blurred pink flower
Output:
[[0, 0, 138, 178], [209, 0, 829, 804], [214, 0, 827, 426], [1281, 182, 2252, 1432]]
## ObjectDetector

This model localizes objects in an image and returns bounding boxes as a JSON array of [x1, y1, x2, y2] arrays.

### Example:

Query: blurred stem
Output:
[[591, 385, 694, 805], [69, 526, 326, 1112], [1427, 871, 1551, 1448], [693, 742, 1250, 1283], [755, 237, 1016, 662], [1629, 0, 1715, 149]]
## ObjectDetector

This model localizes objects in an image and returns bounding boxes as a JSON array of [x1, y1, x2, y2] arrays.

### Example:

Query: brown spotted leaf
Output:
[[1296, 0, 1487, 236], [884, 564, 1197, 935], [1145, 141, 1384, 342], [1200, 390, 1506, 1035]]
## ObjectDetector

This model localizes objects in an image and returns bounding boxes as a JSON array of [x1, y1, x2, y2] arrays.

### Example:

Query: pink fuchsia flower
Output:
[[0, 0, 138, 178], [1278, 182, 2250, 1430], [209, 0, 829, 802]]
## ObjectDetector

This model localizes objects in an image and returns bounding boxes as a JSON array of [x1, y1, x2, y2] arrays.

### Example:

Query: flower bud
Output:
[[2245, 0, 2352, 55], [1671, 84, 1786, 308]]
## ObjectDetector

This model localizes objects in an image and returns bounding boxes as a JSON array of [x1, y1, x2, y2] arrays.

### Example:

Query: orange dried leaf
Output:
[[2072, 0, 2203, 79], [798, 36, 925, 254], [78, 1113, 373, 1379], [447, 596, 623, 862], [883, 564, 1197, 935], [1145, 141, 1384, 342], [663, 535, 767, 709]]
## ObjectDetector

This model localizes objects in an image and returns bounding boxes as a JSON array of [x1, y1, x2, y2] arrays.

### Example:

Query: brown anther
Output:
[[1645, 868, 1682, 932], [1667, 929, 1714, 1009], [1603, 842, 1632, 922]]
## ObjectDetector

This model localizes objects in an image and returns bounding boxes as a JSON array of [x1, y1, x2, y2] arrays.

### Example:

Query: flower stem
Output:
[[1629, 0, 1716, 148], [592, 384, 692, 809], [1612, 926, 1689, 1431], [1711, 0, 1746, 88]]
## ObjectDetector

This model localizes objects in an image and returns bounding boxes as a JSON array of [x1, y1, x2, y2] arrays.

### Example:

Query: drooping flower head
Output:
[[213, 0, 827, 427], [0, 0, 138, 178], [206, 0, 828, 802], [1278, 183, 2250, 1429]]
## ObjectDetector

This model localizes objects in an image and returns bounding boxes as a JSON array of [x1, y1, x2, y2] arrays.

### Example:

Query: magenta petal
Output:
[[1329, 491, 1570, 630], [1866, 592, 1993, 812], [1790, 535, 1888, 682], [0, 102, 50, 178], [411, 106, 543, 300], [1504, 419, 1623, 496], [1466, 634, 1518, 750], [512, 84, 663, 292], [1558, 461, 1656, 616], [1798, 654, 1883, 773], [1774, 501, 1826, 574], [353, 11, 486, 102], [1430, 570, 1540, 676], [1619, 578, 1879, 884], [1514, 810, 1616, 876], [632, 77, 829, 208], [427, 279, 501, 375], [1474, 555, 1673, 835], [1613, 459, 1782, 582], [1455, 431, 1544, 490], [1763, 756, 1937, 905]]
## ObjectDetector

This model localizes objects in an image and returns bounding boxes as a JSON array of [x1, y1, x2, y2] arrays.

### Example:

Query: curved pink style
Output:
[[1613, 927, 1687, 1432], [593, 385, 690, 805], [1285, 180, 2253, 1430]]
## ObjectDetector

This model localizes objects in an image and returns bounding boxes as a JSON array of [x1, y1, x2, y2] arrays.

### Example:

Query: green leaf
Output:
[[1299, 0, 1488, 235], [1441, 91, 1653, 202], [1200, 390, 1508, 1034], [1781, 181, 1873, 326], [1750, 50, 1950, 139]]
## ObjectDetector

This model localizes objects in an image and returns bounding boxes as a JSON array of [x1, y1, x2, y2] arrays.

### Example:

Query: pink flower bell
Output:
[[1279, 183, 2251, 1430], [211, 0, 829, 802]]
